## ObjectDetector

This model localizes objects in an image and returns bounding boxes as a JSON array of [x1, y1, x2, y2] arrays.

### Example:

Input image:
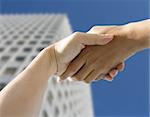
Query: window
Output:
[[23, 35, 30, 39], [23, 47, 32, 52], [42, 110, 48, 117], [29, 41, 37, 45], [0, 47, 4, 52], [17, 41, 24, 45], [19, 31, 24, 34], [10, 47, 18, 52], [47, 91, 54, 105], [41, 40, 51, 45], [4, 67, 17, 75], [16, 56, 26, 62], [5, 40, 12, 45], [1, 56, 10, 62], [54, 106, 59, 117], [13, 35, 18, 39], [45, 35, 53, 39], [34, 35, 41, 39], [36, 47, 44, 52], [0, 83, 7, 91], [2, 35, 8, 39]]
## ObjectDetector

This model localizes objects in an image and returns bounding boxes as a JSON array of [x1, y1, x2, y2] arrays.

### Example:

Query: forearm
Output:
[[0, 45, 56, 117], [0, 31, 112, 117], [124, 19, 150, 49], [110, 20, 150, 57], [98, 20, 150, 74]]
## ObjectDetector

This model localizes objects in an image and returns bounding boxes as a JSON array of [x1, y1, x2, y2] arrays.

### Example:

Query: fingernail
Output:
[[104, 77, 113, 82], [105, 79, 113, 82], [114, 70, 118, 76], [110, 70, 118, 77]]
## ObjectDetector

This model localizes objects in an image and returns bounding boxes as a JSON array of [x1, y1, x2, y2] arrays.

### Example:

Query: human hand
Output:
[[50, 32, 113, 76], [60, 20, 149, 83], [87, 26, 125, 81], [59, 26, 125, 82]]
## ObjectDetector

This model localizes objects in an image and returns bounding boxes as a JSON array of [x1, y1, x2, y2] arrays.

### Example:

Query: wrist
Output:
[[44, 45, 57, 75], [23, 45, 57, 82], [124, 20, 150, 49]]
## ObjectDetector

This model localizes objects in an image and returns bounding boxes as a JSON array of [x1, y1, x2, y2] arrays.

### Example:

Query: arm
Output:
[[0, 32, 113, 117], [60, 19, 150, 82], [0, 46, 56, 117], [105, 19, 150, 61], [103, 20, 150, 61]]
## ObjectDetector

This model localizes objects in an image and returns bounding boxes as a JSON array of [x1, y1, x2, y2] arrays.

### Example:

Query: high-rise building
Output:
[[0, 14, 93, 117]]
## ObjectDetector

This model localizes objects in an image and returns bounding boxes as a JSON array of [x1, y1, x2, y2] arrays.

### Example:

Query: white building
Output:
[[0, 14, 94, 117]]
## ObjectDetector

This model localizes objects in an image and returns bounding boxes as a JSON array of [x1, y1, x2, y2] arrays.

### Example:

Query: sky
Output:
[[0, 0, 149, 116]]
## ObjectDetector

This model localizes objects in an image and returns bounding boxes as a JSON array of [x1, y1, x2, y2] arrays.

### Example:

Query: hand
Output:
[[59, 26, 125, 82], [60, 20, 149, 83], [51, 32, 114, 76], [88, 26, 125, 81]]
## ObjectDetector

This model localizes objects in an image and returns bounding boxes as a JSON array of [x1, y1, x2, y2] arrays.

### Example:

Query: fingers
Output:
[[94, 69, 118, 82], [60, 62, 125, 83], [60, 62, 85, 81], [60, 53, 125, 83], [72, 64, 93, 81], [74, 32, 113, 45], [104, 69, 118, 82], [60, 52, 86, 81], [117, 62, 125, 71], [94, 62, 125, 82], [83, 70, 102, 83], [104, 74, 114, 82], [109, 69, 118, 78], [104, 62, 125, 82]]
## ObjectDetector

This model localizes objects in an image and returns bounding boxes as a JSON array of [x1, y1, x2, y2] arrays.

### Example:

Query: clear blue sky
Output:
[[0, 0, 149, 116]]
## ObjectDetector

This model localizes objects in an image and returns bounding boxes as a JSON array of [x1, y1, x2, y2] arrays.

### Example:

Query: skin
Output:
[[0, 32, 114, 117], [60, 19, 150, 83], [0, 19, 149, 117]]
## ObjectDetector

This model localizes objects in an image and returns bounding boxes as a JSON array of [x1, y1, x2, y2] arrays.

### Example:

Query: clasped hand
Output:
[[52, 28, 124, 83], [49, 19, 149, 83]]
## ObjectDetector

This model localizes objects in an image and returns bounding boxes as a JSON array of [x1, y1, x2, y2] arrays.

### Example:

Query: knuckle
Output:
[[72, 31, 82, 38], [69, 65, 78, 73], [88, 63, 96, 70], [62, 67, 77, 78], [66, 62, 77, 71], [61, 69, 74, 78], [74, 75, 82, 81], [90, 26, 99, 31], [60, 73, 67, 78]]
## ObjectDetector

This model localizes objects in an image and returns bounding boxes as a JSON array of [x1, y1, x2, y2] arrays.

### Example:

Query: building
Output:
[[0, 14, 93, 117]]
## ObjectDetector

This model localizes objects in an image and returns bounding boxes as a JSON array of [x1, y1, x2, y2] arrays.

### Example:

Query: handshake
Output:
[[0, 19, 149, 117], [46, 19, 150, 83]]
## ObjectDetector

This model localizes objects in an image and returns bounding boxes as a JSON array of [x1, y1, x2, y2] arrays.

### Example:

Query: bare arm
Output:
[[0, 46, 56, 117], [0, 32, 113, 117], [60, 19, 150, 82]]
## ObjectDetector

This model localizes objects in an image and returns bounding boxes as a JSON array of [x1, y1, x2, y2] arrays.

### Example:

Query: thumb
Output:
[[77, 32, 114, 45]]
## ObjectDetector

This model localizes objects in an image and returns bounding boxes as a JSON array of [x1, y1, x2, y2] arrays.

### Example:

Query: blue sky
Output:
[[0, 0, 149, 116]]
